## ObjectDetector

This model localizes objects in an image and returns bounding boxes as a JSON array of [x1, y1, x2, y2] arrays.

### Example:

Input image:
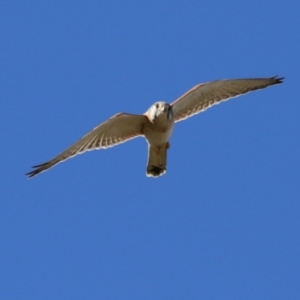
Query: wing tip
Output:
[[25, 168, 41, 178], [25, 162, 49, 178], [25, 171, 37, 179], [271, 75, 285, 84], [25, 170, 38, 178]]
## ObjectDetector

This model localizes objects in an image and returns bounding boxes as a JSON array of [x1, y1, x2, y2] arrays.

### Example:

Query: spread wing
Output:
[[26, 113, 148, 178], [171, 76, 284, 122]]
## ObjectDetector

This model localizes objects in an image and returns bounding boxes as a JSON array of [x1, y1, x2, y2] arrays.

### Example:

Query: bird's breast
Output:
[[143, 117, 174, 146]]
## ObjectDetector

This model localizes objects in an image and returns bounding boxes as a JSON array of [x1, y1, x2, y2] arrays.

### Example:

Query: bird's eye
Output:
[[155, 103, 159, 109]]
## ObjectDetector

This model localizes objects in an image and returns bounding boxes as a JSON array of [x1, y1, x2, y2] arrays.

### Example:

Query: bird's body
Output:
[[143, 102, 174, 146], [143, 102, 174, 176], [26, 76, 284, 178]]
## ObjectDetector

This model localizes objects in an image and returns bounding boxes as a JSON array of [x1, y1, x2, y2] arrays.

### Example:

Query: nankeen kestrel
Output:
[[26, 76, 284, 178]]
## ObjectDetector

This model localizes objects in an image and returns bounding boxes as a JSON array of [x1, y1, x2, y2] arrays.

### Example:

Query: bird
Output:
[[26, 76, 284, 178]]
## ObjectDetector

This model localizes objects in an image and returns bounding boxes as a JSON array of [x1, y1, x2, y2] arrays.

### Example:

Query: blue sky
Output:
[[1, 1, 299, 299]]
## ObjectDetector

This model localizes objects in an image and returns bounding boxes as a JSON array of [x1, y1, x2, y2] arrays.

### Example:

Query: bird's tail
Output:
[[146, 144, 168, 177]]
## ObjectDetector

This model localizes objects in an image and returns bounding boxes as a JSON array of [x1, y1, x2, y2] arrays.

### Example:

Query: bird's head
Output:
[[146, 102, 173, 122]]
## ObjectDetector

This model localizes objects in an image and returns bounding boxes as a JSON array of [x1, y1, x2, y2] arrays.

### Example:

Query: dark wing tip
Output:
[[25, 169, 40, 178], [271, 75, 285, 84], [25, 162, 49, 178]]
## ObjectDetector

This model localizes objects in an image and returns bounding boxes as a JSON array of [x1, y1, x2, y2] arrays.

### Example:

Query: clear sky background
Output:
[[1, 1, 299, 299]]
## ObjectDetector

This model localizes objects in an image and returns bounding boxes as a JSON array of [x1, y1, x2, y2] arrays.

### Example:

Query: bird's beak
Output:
[[166, 105, 173, 120]]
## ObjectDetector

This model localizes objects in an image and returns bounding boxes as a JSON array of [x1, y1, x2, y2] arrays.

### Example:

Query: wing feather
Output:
[[171, 76, 284, 122], [26, 113, 148, 178]]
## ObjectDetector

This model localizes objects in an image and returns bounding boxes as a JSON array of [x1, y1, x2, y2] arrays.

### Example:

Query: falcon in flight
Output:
[[26, 76, 284, 178]]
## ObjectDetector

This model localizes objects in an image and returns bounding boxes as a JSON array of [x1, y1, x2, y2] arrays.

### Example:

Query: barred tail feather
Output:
[[146, 144, 167, 177]]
